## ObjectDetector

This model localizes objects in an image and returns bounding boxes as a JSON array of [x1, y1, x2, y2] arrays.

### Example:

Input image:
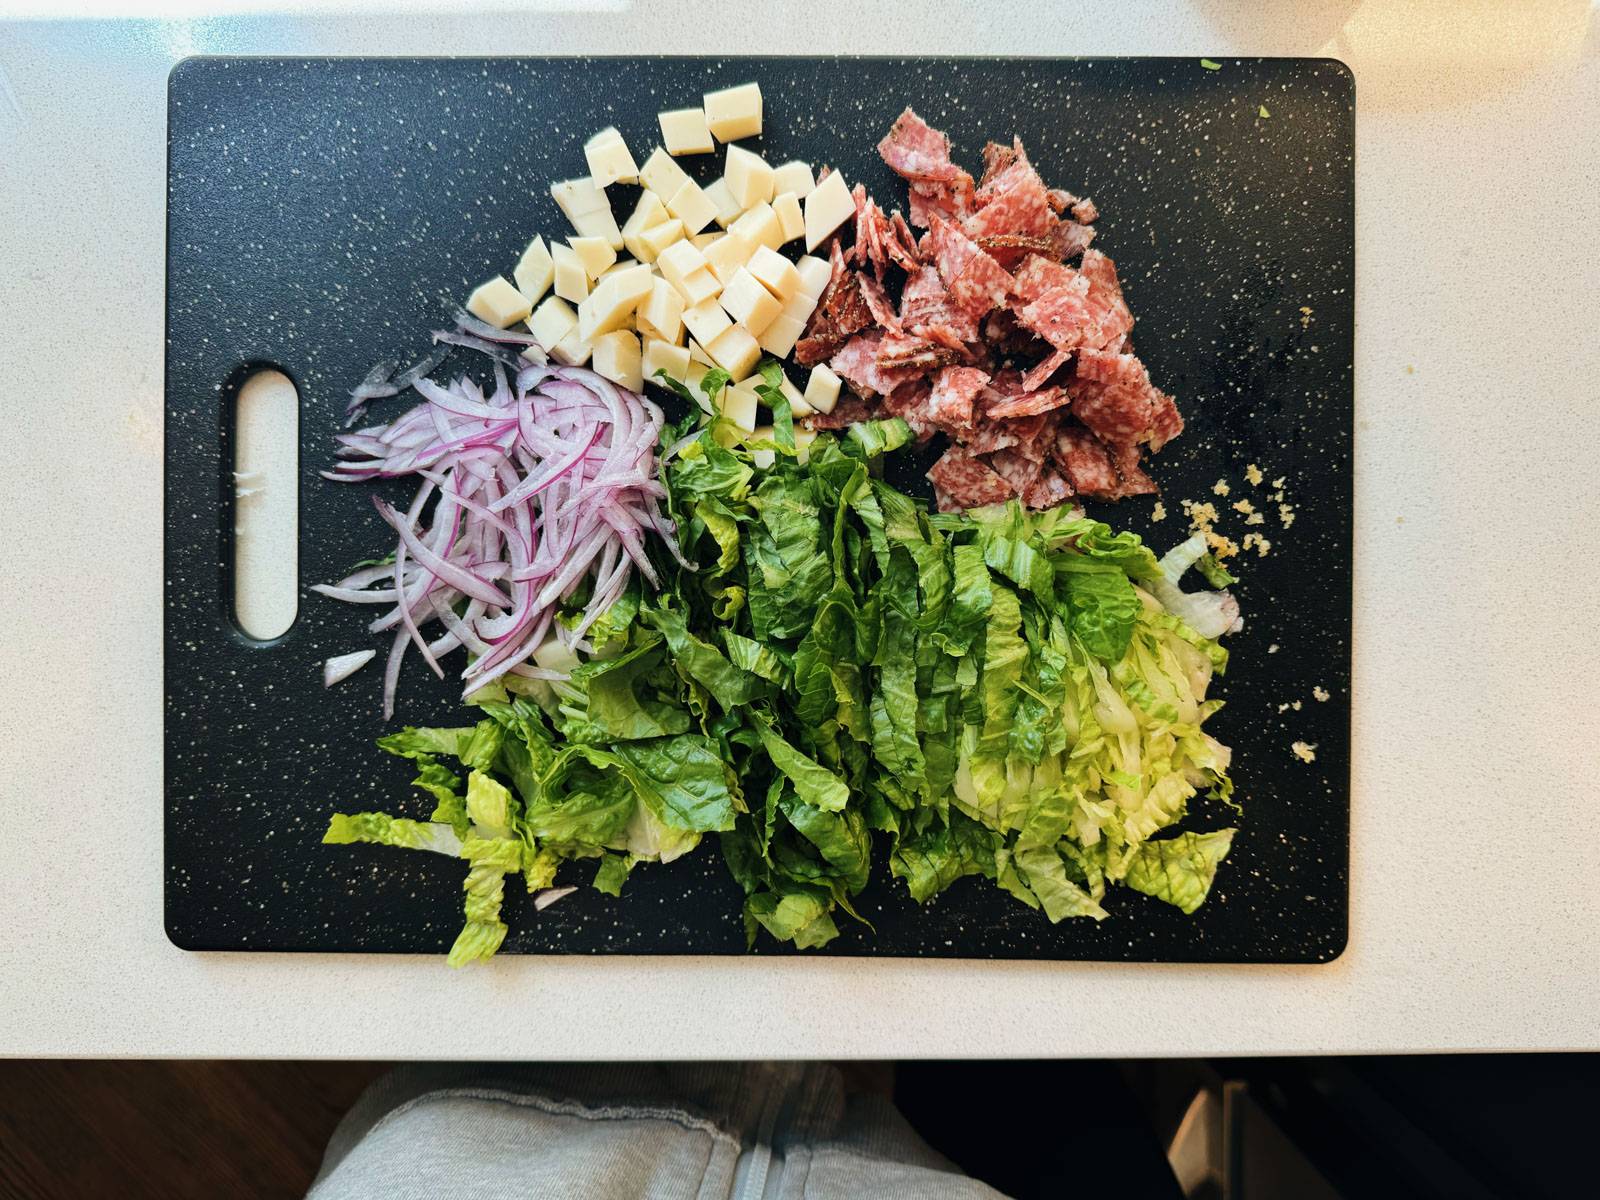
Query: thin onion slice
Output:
[[321, 323, 690, 718]]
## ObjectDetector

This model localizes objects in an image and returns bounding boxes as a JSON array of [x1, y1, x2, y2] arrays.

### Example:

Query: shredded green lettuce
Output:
[[326, 421, 1238, 962]]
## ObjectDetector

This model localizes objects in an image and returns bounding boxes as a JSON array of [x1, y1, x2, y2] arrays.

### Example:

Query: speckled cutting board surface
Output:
[[165, 56, 1352, 961]]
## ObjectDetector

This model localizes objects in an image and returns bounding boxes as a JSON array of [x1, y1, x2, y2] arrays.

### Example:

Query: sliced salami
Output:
[[926, 215, 1015, 321], [830, 330, 924, 398], [925, 366, 989, 434], [987, 385, 1071, 421], [1021, 348, 1072, 392], [927, 447, 1015, 511]]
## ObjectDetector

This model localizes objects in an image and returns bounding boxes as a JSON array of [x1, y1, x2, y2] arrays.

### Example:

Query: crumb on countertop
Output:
[[1212, 478, 1231, 497], [1291, 741, 1318, 764], [1244, 463, 1264, 486], [1267, 643, 1280, 654], [1313, 686, 1330, 702], [1151, 500, 1167, 522], [1232, 499, 1256, 516], [1279, 502, 1296, 528], [1241, 531, 1272, 557]]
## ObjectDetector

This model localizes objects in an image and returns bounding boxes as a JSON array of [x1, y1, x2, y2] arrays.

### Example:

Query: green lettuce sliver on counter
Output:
[[326, 406, 1239, 965]]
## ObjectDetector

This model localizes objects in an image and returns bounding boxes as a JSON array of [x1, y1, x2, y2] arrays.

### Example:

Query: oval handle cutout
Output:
[[232, 368, 299, 641]]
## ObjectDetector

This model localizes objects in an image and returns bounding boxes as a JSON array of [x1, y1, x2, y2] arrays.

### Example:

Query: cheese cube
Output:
[[591, 330, 643, 392], [772, 160, 815, 199], [600, 257, 640, 277], [665, 179, 719, 236], [703, 81, 763, 142], [643, 337, 692, 387], [793, 425, 817, 464], [583, 126, 639, 188], [512, 237, 555, 304], [704, 178, 743, 229], [638, 219, 685, 260], [771, 192, 804, 243], [520, 343, 546, 364], [681, 297, 732, 347], [730, 202, 783, 252], [551, 242, 589, 303], [706, 324, 761, 378], [779, 287, 818, 325], [748, 430, 776, 471], [691, 231, 722, 250], [703, 231, 755, 286], [688, 340, 716, 368], [639, 148, 691, 200], [676, 267, 722, 308], [636, 278, 685, 345], [805, 171, 855, 252], [551, 176, 623, 249], [724, 145, 775, 209], [551, 325, 593, 367], [779, 373, 814, 416], [620, 190, 670, 261], [527, 296, 578, 350], [757, 314, 805, 358], [794, 254, 832, 299], [466, 276, 532, 328], [657, 107, 715, 156], [684, 360, 718, 413], [576, 264, 652, 341], [569, 236, 617, 281], [718, 267, 781, 336], [655, 239, 708, 292], [746, 245, 801, 302], [803, 363, 841, 414], [719, 380, 760, 432]]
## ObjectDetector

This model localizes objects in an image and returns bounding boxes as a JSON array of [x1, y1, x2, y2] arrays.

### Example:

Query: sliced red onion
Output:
[[323, 649, 377, 687], [321, 324, 684, 718]]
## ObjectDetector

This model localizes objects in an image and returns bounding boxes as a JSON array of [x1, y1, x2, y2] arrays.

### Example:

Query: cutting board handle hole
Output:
[[232, 367, 299, 642]]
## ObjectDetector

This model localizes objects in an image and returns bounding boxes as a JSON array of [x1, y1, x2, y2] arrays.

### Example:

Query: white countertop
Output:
[[3, 4, 1598, 1060]]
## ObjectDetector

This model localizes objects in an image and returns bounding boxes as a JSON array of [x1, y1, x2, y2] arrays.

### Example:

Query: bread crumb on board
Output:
[[1151, 500, 1167, 522], [1313, 686, 1330, 702], [1291, 741, 1318, 764], [1244, 463, 1264, 486], [1212, 478, 1231, 497]]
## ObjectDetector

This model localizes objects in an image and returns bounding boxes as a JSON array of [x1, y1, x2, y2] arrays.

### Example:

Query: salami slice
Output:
[[830, 330, 924, 398], [927, 447, 1015, 511], [804, 393, 875, 431], [1068, 375, 1158, 446], [987, 385, 1071, 420], [1079, 249, 1134, 346], [877, 332, 960, 372], [879, 107, 968, 184], [1023, 466, 1074, 509], [795, 239, 874, 366], [1054, 426, 1123, 498], [986, 448, 1045, 497], [857, 271, 902, 333], [927, 215, 1015, 321], [925, 366, 989, 434], [1021, 348, 1072, 392]]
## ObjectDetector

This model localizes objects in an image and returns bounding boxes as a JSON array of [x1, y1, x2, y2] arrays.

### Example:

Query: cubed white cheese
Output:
[[779, 373, 814, 416], [466, 276, 532, 328], [779, 287, 818, 324], [794, 254, 832, 299], [569, 236, 617, 281], [591, 329, 643, 392], [551, 176, 623, 249], [513, 237, 555, 304], [583, 126, 639, 188], [691, 231, 722, 250], [638, 148, 691, 200], [620, 190, 670, 262], [757, 314, 805, 358], [681, 297, 733, 347], [724, 144, 775, 209], [665, 178, 719, 236], [706, 324, 761, 378], [771, 192, 804, 244], [703, 231, 755, 286], [657, 107, 715, 156], [703, 178, 744, 229], [551, 242, 589, 303], [600, 257, 640, 277], [638, 219, 685, 260], [654, 239, 708, 293], [684, 360, 718, 413], [771, 160, 815, 199], [804, 170, 855, 252], [794, 425, 817, 464], [749, 434, 776, 471], [718, 267, 781, 336], [636, 277, 685, 345], [676, 268, 722, 308], [803, 363, 841, 414], [687, 339, 716, 368], [551, 325, 593, 367], [527, 296, 578, 350], [703, 81, 763, 142], [719, 380, 760, 432], [520, 343, 546, 363], [730, 202, 783, 252], [642, 337, 692, 387], [746, 245, 801, 301], [576, 264, 652, 341]]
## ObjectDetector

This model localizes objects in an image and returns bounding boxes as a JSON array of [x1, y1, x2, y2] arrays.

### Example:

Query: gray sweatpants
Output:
[[308, 1061, 1008, 1199]]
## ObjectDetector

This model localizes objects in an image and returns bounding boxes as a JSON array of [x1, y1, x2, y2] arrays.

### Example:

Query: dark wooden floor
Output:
[[0, 1061, 388, 1200]]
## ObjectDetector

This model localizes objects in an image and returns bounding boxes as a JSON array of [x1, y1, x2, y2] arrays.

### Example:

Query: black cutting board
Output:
[[166, 56, 1352, 962]]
